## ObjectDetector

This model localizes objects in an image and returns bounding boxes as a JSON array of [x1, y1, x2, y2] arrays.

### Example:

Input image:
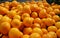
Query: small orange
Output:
[[48, 32, 57, 38], [39, 9, 47, 18], [56, 29, 60, 38], [23, 17, 34, 27], [32, 23, 40, 28], [10, 1, 19, 7], [49, 12, 55, 16], [7, 10, 17, 18], [22, 35, 29, 38], [9, 28, 23, 38], [0, 15, 3, 20], [30, 33, 41, 38], [22, 13, 30, 20], [32, 27, 43, 36], [42, 28, 48, 34], [54, 9, 60, 14], [34, 18, 42, 24], [0, 16, 11, 23], [13, 15, 21, 20], [48, 26, 57, 32], [0, 6, 9, 15], [0, 22, 11, 34], [31, 12, 38, 18], [23, 5, 31, 14], [11, 19, 22, 28], [23, 27, 32, 35], [47, 14, 52, 18], [55, 22, 60, 29], [53, 15, 60, 21]]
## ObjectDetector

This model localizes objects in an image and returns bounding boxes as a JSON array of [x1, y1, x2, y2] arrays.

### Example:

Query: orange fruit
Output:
[[48, 32, 57, 38], [31, 12, 38, 18], [0, 16, 11, 23], [22, 35, 29, 38], [9, 28, 23, 38], [34, 18, 42, 24], [56, 29, 60, 38], [32, 23, 40, 28], [30, 33, 41, 38], [23, 5, 31, 14], [0, 22, 11, 34], [22, 13, 30, 20], [7, 10, 17, 18], [39, 9, 47, 18], [53, 15, 60, 21], [42, 28, 48, 34], [11, 19, 22, 28], [54, 9, 60, 14], [32, 27, 43, 36], [23, 27, 32, 35], [23, 17, 34, 27], [49, 12, 55, 16], [55, 22, 60, 29], [0, 6, 9, 15], [13, 15, 21, 20], [48, 26, 57, 32]]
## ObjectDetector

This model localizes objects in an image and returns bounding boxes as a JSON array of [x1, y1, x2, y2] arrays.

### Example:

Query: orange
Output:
[[32, 23, 40, 28], [0, 16, 11, 23], [39, 9, 47, 18], [53, 15, 60, 21], [32, 27, 43, 36], [30, 4, 40, 12], [23, 17, 34, 27], [42, 28, 48, 34], [0, 6, 9, 15], [56, 29, 60, 38], [34, 18, 42, 24], [22, 35, 29, 38], [48, 32, 57, 38], [49, 12, 55, 16], [7, 10, 17, 18], [23, 27, 32, 35], [9, 28, 23, 38], [13, 15, 21, 20], [22, 13, 30, 20], [11, 19, 22, 28], [48, 26, 57, 32], [54, 9, 60, 14], [0, 22, 11, 34], [23, 5, 31, 14], [31, 12, 38, 18], [30, 33, 41, 38], [55, 22, 60, 29]]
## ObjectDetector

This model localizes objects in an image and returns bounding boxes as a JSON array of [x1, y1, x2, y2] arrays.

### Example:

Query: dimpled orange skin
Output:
[[23, 17, 34, 27], [0, 22, 11, 34], [23, 27, 32, 35], [11, 19, 22, 28], [30, 33, 41, 38], [9, 28, 23, 38]]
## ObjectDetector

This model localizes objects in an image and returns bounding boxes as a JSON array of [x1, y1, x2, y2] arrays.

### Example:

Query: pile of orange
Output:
[[0, 0, 60, 38]]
